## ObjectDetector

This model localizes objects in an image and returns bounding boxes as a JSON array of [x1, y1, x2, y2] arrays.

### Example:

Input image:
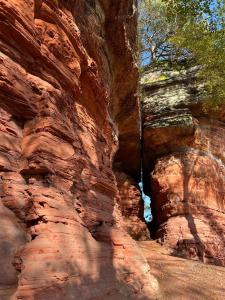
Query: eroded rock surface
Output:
[[115, 171, 150, 240], [142, 67, 225, 266], [0, 1, 158, 299]]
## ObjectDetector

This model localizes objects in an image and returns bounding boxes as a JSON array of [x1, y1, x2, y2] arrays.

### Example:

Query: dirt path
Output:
[[139, 241, 225, 300]]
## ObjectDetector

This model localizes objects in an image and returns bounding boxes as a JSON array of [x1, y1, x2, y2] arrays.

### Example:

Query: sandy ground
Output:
[[139, 241, 225, 300]]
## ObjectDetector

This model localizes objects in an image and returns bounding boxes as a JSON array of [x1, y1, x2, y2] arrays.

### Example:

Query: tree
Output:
[[139, 0, 225, 106], [138, 0, 181, 66], [164, 0, 225, 107]]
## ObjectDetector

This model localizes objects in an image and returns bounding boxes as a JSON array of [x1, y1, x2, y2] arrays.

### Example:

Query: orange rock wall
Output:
[[142, 68, 225, 266], [0, 1, 158, 299]]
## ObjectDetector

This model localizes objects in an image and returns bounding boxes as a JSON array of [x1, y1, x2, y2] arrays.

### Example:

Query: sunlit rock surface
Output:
[[140, 240, 225, 300], [0, 1, 159, 299], [142, 66, 225, 266]]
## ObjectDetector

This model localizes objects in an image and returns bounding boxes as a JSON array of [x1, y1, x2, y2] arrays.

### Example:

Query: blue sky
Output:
[[139, 0, 223, 66], [139, 182, 152, 222]]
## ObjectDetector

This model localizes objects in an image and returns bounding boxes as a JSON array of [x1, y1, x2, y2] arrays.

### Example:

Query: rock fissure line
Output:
[[0, 1, 225, 299]]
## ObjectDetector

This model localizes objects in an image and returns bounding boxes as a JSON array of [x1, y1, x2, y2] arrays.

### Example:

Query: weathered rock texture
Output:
[[142, 67, 225, 266], [0, 1, 159, 299], [115, 171, 150, 241]]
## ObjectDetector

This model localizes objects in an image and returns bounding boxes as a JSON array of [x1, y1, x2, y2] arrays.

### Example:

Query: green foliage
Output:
[[164, 0, 215, 21], [163, 0, 225, 107], [138, 0, 182, 65], [139, 0, 225, 106]]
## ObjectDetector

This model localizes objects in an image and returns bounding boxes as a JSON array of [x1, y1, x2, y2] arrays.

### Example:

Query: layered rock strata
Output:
[[0, 1, 158, 299], [142, 66, 225, 266]]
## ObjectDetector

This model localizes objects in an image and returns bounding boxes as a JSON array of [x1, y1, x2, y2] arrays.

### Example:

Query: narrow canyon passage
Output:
[[0, 1, 225, 300]]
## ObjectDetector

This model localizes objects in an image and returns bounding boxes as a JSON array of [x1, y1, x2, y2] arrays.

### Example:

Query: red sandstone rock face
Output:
[[151, 150, 225, 265], [0, 1, 158, 299], [142, 68, 225, 266], [115, 171, 150, 240]]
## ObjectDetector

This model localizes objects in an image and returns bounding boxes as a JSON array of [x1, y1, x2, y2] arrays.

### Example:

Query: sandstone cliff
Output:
[[2, 0, 225, 298], [142, 66, 225, 266], [0, 1, 158, 299]]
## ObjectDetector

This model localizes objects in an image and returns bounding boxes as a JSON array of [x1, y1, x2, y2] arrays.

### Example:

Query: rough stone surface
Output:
[[142, 67, 225, 266], [115, 171, 150, 240], [0, 1, 159, 299], [140, 241, 225, 300]]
